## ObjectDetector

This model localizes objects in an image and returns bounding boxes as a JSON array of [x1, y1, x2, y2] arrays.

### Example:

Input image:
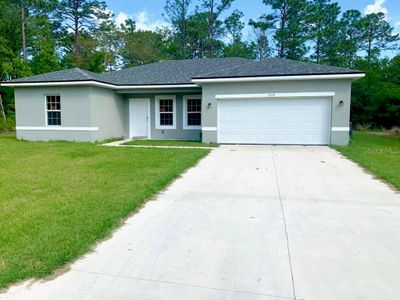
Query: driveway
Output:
[[2, 146, 400, 300]]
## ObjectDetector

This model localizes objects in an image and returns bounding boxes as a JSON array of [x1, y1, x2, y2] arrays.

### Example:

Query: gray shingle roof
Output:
[[6, 68, 107, 83], [193, 58, 363, 79], [100, 57, 251, 85], [4, 57, 362, 86]]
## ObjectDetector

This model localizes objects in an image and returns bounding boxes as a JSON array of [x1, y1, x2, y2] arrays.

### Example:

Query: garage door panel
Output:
[[218, 98, 331, 145]]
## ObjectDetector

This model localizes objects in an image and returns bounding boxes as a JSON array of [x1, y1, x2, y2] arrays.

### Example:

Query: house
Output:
[[1, 57, 364, 145]]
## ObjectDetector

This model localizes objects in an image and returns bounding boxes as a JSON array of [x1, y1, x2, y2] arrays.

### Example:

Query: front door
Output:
[[129, 98, 150, 138]]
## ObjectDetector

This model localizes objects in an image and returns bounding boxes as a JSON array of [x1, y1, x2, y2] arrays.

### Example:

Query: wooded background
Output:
[[0, 0, 399, 131]]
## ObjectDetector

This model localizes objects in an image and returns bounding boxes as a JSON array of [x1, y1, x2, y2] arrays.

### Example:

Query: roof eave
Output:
[[191, 73, 366, 83], [0, 80, 200, 89], [0, 80, 117, 89]]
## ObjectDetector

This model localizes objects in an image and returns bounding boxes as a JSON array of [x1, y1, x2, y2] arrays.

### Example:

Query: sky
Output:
[[106, 0, 400, 56]]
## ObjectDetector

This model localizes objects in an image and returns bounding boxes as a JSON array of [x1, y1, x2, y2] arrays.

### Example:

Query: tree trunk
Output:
[[73, 0, 80, 55], [278, 5, 287, 58], [316, 39, 320, 63], [0, 94, 6, 124], [208, 0, 214, 58], [21, 3, 27, 61], [367, 37, 372, 64]]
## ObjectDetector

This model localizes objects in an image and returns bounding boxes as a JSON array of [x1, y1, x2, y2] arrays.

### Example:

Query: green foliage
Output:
[[164, 0, 192, 59], [307, 0, 341, 64], [0, 114, 15, 133], [222, 10, 255, 59], [262, 0, 310, 60], [352, 57, 400, 128], [249, 15, 274, 59], [121, 30, 170, 67], [360, 13, 399, 63]]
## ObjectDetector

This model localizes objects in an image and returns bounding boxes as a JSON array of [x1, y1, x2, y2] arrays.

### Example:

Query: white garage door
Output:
[[218, 98, 331, 145]]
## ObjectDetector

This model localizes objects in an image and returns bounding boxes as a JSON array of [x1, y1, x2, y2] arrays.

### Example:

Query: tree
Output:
[[307, 0, 341, 64], [224, 10, 243, 44], [262, 0, 310, 59], [249, 15, 274, 60], [350, 57, 400, 128], [201, 0, 234, 57], [121, 27, 168, 67], [29, 13, 61, 74], [0, 93, 6, 123], [56, 0, 111, 65], [94, 20, 122, 71], [360, 13, 399, 64], [185, 11, 213, 58], [164, 0, 192, 59], [337, 10, 363, 67], [223, 10, 255, 58]]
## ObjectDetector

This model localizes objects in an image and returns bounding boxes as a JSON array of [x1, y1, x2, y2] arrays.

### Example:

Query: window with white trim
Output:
[[155, 95, 176, 129], [183, 95, 201, 129], [46, 95, 61, 126]]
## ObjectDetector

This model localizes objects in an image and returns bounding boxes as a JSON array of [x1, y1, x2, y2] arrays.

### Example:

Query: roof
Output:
[[193, 58, 363, 79], [101, 57, 251, 85], [5, 68, 108, 84], [2, 57, 363, 87]]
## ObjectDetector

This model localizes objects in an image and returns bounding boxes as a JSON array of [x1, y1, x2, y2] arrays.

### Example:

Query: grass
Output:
[[0, 135, 209, 289], [334, 131, 400, 190], [122, 139, 219, 148]]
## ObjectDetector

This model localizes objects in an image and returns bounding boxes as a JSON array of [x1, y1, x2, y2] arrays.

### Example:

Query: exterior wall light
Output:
[[339, 100, 344, 107], [207, 102, 212, 109]]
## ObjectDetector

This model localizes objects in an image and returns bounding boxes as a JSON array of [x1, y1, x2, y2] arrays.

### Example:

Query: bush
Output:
[[0, 115, 15, 133], [355, 123, 372, 131], [389, 127, 400, 137]]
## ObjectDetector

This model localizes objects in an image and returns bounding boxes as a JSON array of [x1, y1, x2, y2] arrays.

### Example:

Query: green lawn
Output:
[[334, 131, 400, 190], [0, 135, 209, 289], [122, 139, 218, 147]]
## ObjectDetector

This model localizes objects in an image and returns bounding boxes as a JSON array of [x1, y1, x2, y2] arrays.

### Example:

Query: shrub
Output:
[[356, 123, 372, 131], [389, 127, 400, 137], [0, 115, 15, 133]]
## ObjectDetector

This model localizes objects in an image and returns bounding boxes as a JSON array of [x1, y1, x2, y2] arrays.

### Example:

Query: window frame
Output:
[[183, 95, 202, 130], [45, 94, 61, 126], [155, 95, 176, 129]]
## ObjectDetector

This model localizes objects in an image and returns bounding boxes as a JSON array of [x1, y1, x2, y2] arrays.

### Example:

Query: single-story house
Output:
[[1, 57, 364, 145]]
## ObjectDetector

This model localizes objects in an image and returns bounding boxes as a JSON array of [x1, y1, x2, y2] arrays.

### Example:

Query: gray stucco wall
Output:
[[123, 93, 202, 141], [90, 87, 126, 141], [200, 79, 353, 146], [14, 86, 126, 142]]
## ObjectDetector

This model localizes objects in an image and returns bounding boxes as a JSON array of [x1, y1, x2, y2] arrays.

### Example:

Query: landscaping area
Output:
[[334, 131, 400, 190], [0, 134, 209, 289], [122, 139, 218, 148]]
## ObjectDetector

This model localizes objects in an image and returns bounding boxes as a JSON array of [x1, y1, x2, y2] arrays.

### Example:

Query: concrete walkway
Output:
[[2, 146, 400, 300], [102, 139, 216, 149]]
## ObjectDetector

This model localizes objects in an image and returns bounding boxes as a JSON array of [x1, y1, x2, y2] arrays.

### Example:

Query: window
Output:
[[183, 95, 202, 130], [155, 95, 176, 129], [46, 95, 61, 126]]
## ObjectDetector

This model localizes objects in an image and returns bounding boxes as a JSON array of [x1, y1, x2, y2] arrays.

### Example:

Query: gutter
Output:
[[0, 80, 199, 89], [0, 73, 366, 88], [191, 73, 365, 83]]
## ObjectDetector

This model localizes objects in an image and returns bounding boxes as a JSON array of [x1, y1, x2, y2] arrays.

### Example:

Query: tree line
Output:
[[0, 0, 399, 130]]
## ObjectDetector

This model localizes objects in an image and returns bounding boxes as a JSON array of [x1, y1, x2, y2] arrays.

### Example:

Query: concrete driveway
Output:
[[2, 146, 400, 300]]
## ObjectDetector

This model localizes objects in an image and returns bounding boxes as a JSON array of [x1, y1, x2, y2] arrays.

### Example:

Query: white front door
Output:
[[129, 98, 150, 138], [218, 98, 331, 145]]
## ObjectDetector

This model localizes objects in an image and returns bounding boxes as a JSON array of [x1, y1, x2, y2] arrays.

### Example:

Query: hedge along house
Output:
[[1, 57, 364, 145]]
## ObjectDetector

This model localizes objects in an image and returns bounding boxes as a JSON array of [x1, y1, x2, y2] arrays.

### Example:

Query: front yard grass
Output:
[[123, 139, 218, 148], [0, 135, 209, 289], [334, 131, 400, 190]]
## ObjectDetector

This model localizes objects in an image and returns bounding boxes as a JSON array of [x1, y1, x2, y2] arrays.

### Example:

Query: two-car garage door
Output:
[[218, 98, 331, 145]]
